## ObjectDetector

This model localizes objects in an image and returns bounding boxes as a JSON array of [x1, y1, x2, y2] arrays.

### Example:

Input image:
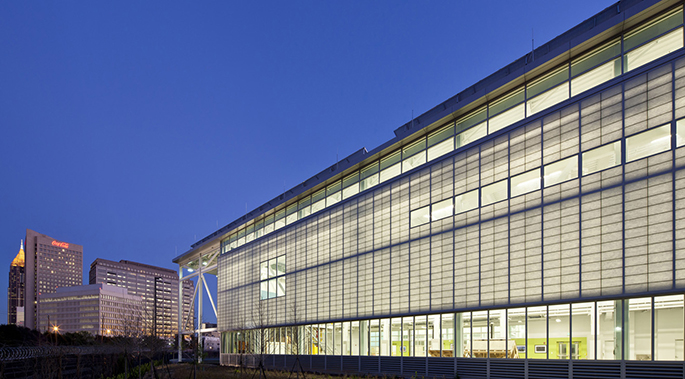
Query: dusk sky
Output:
[[1, 1, 614, 324]]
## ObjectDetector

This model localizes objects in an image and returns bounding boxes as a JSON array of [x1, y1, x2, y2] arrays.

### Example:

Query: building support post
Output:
[[197, 259, 203, 364], [178, 266, 183, 363]]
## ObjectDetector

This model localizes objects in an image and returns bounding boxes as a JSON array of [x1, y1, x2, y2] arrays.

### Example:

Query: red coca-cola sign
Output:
[[52, 240, 69, 249]]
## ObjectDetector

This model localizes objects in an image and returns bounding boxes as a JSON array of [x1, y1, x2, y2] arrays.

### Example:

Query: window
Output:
[[527, 82, 569, 116], [379, 151, 402, 183], [582, 141, 621, 175], [571, 39, 621, 77], [527, 66, 568, 99], [410, 206, 430, 227], [431, 198, 454, 221], [402, 140, 427, 173], [624, 28, 684, 72], [260, 255, 286, 300], [624, 9, 683, 51], [489, 103, 526, 133], [427, 137, 454, 161], [457, 122, 487, 148], [427, 123, 454, 147], [626, 124, 671, 162], [360, 162, 380, 191], [342, 173, 360, 199], [544, 156, 578, 187], [678, 118, 685, 147], [481, 180, 508, 206], [454, 189, 479, 214], [510, 168, 541, 197], [571, 39, 622, 97]]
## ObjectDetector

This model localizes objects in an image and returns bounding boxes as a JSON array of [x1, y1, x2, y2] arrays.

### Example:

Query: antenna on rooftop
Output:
[[531, 28, 535, 62]]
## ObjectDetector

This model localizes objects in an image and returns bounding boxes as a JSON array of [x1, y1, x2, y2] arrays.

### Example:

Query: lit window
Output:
[[624, 28, 684, 72], [677, 118, 685, 147], [431, 198, 453, 221], [544, 156, 578, 187], [482, 180, 508, 206], [626, 124, 671, 162], [427, 137, 454, 162], [454, 189, 478, 213], [457, 122, 487, 148], [526, 66, 568, 99], [510, 168, 541, 197], [410, 206, 430, 227], [489, 103, 525, 133], [259, 255, 286, 300], [526, 82, 569, 116], [582, 141, 621, 175], [402, 150, 426, 173], [360, 162, 380, 191]]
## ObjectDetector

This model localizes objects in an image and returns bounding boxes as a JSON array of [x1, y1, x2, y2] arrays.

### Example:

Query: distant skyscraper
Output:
[[38, 283, 142, 335], [89, 258, 194, 338], [24, 229, 83, 330], [7, 240, 25, 325]]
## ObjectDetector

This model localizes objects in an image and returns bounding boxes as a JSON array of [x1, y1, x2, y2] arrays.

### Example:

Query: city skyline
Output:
[[0, 0, 615, 325]]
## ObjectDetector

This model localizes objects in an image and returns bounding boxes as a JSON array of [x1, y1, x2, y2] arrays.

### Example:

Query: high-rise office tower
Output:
[[89, 258, 194, 338], [7, 240, 25, 325], [24, 229, 83, 330]]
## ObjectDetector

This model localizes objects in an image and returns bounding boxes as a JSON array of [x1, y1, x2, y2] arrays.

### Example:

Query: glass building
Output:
[[174, 0, 685, 377]]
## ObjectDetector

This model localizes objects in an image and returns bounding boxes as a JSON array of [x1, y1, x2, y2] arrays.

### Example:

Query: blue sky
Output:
[[0, 1, 615, 325]]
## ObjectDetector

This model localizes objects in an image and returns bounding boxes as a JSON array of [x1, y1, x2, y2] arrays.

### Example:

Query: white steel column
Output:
[[197, 259, 203, 363], [177, 266, 183, 362]]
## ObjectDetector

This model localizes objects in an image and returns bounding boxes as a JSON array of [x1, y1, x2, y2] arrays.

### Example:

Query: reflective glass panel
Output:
[[544, 156, 578, 187], [626, 124, 671, 162], [415, 315, 427, 357], [582, 141, 621, 175], [360, 174, 379, 191], [471, 311, 488, 358], [427, 137, 454, 161], [455, 189, 479, 213], [351, 321, 360, 355], [527, 306, 547, 359], [391, 318, 402, 356], [510, 168, 541, 197], [627, 297, 652, 360], [489, 103, 525, 133], [482, 179, 508, 206], [410, 206, 431, 227], [370, 319, 380, 356], [572, 302, 595, 360], [655, 295, 684, 360], [402, 151, 427, 173], [402, 317, 414, 356], [571, 58, 621, 97], [277, 276, 285, 297], [431, 198, 454, 221], [625, 28, 684, 72], [380, 318, 391, 356], [571, 39, 621, 76], [624, 9, 683, 51], [678, 118, 685, 147], [428, 123, 455, 147], [488, 309, 507, 358], [456, 107, 487, 133], [457, 121, 488, 148], [427, 315, 441, 357], [379, 163, 401, 183], [548, 304, 570, 359], [489, 88, 524, 117], [527, 66, 569, 99], [442, 314, 455, 357], [508, 308, 526, 359], [597, 300, 621, 360], [527, 82, 569, 116]]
